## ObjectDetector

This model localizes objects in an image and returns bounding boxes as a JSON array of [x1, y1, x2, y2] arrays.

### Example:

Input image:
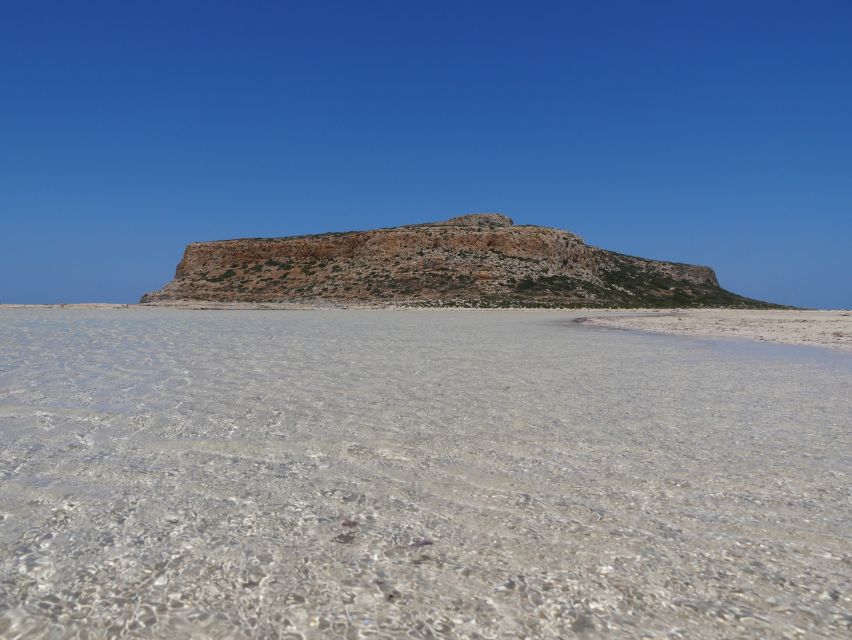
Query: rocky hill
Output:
[[141, 214, 777, 308]]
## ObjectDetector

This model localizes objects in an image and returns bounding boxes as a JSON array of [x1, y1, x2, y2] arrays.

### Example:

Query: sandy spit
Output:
[[6, 303, 852, 350], [578, 308, 852, 351]]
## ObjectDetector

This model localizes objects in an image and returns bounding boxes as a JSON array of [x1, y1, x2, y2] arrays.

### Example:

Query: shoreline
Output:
[[576, 308, 852, 352], [3, 303, 850, 351]]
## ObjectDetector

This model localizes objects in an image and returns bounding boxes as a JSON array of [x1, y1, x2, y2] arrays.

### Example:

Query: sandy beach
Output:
[[578, 309, 852, 351], [0, 307, 849, 638]]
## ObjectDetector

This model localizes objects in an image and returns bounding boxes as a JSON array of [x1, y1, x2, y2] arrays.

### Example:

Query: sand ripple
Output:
[[0, 309, 850, 638]]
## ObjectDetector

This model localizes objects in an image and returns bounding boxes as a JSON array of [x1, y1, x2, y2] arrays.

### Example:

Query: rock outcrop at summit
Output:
[[141, 214, 776, 308]]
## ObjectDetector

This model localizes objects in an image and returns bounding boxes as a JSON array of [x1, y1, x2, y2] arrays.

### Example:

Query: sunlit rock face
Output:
[[141, 214, 774, 308]]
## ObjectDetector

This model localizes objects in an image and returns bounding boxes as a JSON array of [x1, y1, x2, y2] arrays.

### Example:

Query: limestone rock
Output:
[[141, 214, 775, 308]]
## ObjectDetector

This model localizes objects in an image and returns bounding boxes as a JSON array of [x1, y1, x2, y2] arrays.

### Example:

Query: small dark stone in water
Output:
[[408, 538, 433, 549], [334, 532, 356, 544], [572, 612, 596, 632]]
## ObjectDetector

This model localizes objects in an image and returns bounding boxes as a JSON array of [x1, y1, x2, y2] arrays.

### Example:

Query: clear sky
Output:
[[2, 1, 850, 308]]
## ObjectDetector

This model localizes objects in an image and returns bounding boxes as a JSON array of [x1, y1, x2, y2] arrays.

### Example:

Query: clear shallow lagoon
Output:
[[0, 308, 850, 639]]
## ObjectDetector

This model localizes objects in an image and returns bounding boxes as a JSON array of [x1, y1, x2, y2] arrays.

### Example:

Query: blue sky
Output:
[[2, 1, 850, 307]]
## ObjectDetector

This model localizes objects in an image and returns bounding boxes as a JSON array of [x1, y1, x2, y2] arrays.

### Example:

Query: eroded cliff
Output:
[[141, 214, 775, 308]]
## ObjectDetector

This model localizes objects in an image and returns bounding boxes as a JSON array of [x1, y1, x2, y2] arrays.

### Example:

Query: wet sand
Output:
[[0, 308, 850, 638]]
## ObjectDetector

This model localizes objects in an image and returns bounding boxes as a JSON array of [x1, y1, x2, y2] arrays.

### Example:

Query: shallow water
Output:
[[0, 308, 849, 639]]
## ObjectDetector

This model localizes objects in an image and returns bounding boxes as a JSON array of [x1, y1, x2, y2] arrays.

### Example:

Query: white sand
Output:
[[579, 308, 852, 351], [0, 308, 849, 638]]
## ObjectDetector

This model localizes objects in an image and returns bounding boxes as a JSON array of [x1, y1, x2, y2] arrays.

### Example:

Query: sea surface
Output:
[[0, 308, 849, 639]]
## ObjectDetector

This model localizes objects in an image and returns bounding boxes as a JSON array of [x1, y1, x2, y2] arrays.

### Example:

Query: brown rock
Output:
[[140, 214, 775, 308]]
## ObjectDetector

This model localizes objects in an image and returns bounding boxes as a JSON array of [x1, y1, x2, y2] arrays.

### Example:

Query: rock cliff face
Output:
[[141, 214, 775, 308]]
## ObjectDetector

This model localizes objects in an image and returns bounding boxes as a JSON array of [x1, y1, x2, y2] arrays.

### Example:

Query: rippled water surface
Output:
[[0, 308, 850, 639]]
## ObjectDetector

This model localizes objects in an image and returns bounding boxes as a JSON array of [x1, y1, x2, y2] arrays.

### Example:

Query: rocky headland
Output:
[[141, 214, 778, 308]]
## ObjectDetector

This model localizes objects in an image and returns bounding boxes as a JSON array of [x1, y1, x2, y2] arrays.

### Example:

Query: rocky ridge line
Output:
[[142, 214, 777, 308]]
